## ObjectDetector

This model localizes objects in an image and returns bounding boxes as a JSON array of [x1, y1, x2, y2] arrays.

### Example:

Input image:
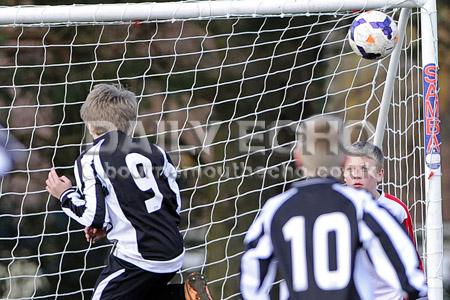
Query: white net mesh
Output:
[[0, 5, 426, 300]]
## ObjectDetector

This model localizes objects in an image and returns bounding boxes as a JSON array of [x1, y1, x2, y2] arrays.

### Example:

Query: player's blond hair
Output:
[[80, 84, 137, 136], [296, 115, 345, 177], [345, 141, 384, 171]]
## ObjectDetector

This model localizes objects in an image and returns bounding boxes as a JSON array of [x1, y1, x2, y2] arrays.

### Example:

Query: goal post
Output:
[[372, 1, 442, 298], [0, 1, 442, 299], [420, 0, 442, 299]]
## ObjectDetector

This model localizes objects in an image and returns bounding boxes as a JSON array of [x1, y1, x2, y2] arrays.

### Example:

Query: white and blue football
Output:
[[348, 11, 399, 60]]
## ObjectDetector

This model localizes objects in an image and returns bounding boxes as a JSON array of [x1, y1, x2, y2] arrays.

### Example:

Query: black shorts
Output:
[[92, 255, 182, 300]]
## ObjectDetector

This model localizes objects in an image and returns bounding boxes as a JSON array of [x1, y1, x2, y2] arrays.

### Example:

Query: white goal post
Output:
[[0, 0, 442, 299]]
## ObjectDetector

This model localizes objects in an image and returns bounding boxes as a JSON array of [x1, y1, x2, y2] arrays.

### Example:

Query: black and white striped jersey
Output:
[[60, 131, 184, 273], [240, 178, 427, 300]]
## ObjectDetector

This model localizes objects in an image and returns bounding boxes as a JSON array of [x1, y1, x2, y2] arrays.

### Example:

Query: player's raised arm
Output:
[[358, 192, 427, 299], [46, 150, 108, 229]]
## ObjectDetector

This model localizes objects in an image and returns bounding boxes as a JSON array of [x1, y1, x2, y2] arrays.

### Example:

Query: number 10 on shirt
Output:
[[282, 212, 351, 291]]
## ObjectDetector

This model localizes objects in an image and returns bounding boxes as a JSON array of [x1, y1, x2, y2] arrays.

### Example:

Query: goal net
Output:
[[0, 1, 441, 299]]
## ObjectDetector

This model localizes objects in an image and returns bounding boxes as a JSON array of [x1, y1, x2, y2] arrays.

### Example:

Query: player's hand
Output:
[[45, 168, 72, 199], [84, 226, 107, 243]]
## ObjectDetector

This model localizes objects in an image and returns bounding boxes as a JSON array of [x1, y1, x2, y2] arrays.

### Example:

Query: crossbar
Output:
[[0, 0, 425, 25]]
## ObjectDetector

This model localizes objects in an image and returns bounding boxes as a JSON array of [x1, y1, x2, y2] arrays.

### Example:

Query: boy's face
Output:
[[343, 156, 383, 193]]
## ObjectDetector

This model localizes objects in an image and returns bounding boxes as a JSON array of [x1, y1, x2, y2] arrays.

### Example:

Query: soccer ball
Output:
[[348, 11, 399, 60]]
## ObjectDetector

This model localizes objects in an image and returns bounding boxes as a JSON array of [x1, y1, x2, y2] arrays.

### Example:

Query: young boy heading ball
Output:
[[46, 84, 212, 300]]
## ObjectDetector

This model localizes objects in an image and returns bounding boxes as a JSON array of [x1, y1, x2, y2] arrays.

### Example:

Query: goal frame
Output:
[[0, 0, 442, 299], [0, 1, 428, 24]]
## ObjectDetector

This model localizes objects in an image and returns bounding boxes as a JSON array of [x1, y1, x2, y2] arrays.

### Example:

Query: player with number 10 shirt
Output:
[[240, 116, 426, 300]]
